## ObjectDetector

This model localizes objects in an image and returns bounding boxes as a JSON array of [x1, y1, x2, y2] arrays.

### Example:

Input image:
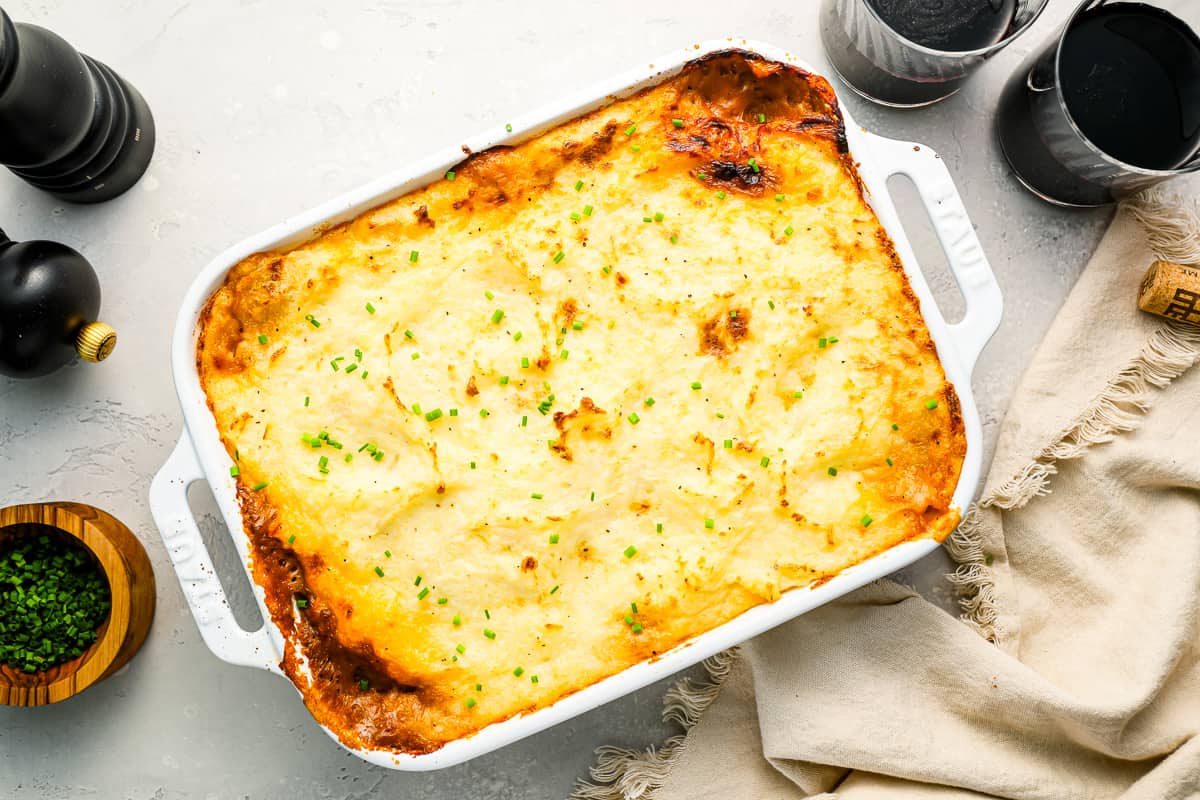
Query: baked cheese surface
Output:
[[197, 51, 965, 754]]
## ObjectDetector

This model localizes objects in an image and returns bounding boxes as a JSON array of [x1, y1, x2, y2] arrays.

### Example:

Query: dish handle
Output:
[[150, 435, 281, 673], [867, 134, 1003, 374]]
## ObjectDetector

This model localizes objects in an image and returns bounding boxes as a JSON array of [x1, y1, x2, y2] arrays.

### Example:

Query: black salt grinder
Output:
[[0, 7, 155, 202]]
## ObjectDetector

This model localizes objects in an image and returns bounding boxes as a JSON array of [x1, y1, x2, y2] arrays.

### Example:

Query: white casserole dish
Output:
[[150, 39, 1001, 771]]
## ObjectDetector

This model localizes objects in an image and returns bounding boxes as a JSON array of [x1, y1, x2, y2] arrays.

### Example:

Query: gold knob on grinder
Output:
[[75, 321, 117, 363]]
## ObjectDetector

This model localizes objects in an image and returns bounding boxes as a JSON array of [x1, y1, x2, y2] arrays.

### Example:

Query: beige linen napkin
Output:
[[573, 186, 1200, 800]]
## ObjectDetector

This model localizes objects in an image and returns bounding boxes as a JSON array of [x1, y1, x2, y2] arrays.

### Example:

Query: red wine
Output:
[[865, 0, 1017, 51], [1060, 4, 1200, 170], [997, 3, 1200, 205], [820, 0, 1019, 107]]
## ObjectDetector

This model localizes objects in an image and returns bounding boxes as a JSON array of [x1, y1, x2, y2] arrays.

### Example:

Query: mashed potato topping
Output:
[[197, 51, 965, 754]]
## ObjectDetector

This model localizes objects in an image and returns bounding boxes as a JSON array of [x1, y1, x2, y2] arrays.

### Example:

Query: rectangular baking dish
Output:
[[150, 39, 1001, 771]]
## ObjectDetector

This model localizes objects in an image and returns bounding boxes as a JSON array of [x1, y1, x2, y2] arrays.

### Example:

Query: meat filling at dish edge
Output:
[[197, 50, 966, 755]]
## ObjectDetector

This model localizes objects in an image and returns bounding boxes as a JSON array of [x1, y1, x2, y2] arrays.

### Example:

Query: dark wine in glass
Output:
[[997, 2, 1200, 206], [820, 0, 1035, 107]]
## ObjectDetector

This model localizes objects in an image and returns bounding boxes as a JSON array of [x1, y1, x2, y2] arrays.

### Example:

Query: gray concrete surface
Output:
[[0, 1, 1118, 797]]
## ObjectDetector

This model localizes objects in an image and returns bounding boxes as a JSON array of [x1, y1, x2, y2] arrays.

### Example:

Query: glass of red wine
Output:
[[820, 0, 1050, 107], [997, 0, 1200, 207]]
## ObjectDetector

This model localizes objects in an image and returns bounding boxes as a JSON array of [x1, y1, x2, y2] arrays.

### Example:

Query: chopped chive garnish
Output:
[[761, 456, 770, 467], [886, 457, 894, 466], [570, 212, 582, 221], [296, 598, 309, 609], [520, 415, 528, 427], [549, 533, 560, 545], [344, 453, 353, 463], [437, 597, 448, 605], [704, 518, 714, 529], [553, 250, 565, 264], [513, 331, 523, 343], [628, 412, 640, 425], [417, 587, 430, 600], [252, 482, 268, 491], [631, 623, 643, 634], [757, 112, 766, 123], [654, 211, 664, 222], [412, 403, 422, 415], [670, 234, 678, 244], [445, 170, 456, 181], [425, 408, 443, 422], [469, 461, 476, 469], [288, 534, 296, 544], [304, 396, 310, 407], [483, 629, 496, 639], [506, 123, 513, 132], [723, 439, 733, 449], [411, 352, 420, 360], [513, 666, 525, 677], [644, 397, 656, 407], [531, 492, 543, 499], [409, 250, 419, 263], [415, 576, 422, 586], [775, 193, 785, 202], [892, 423, 900, 430], [574, 180, 584, 191], [625, 123, 637, 136], [305, 314, 321, 328], [624, 614, 634, 625], [672, 118, 684, 127], [372, 450, 384, 461], [318, 455, 329, 469], [560, 349, 569, 360], [624, 545, 637, 558], [359, 679, 369, 691], [748, 157, 759, 173], [828, 337, 839, 344], [258, 334, 268, 345], [485, 291, 494, 300], [480, 409, 491, 418], [818, 337, 828, 348], [365, 302, 375, 314], [491, 309, 505, 325], [861, 514, 874, 527], [449, 408, 458, 417], [550, 585, 559, 594], [784, 225, 794, 236], [656, 523, 663, 533], [925, 399, 939, 410], [230, 465, 240, 477], [466, 697, 476, 709], [345, 363, 358, 374], [403, 329, 414, 339], [384, 550, 392, 558], [572, 321, 584, 331], [531, 675, 539, 684], [793, 390, 803, 398], [631, 602, 638, 613], [691, 381, 702, 390], [583, 205, 594, 216], [717, 191, 726, 199], [602, 266, 612, 274], [828, 467, 838, 476], [632, 144, 641, 152], [456, 643, 465, 654], [453, 614, 462, 625], [716, 412, 725, 419], [643, 216, 653, 223], [373, 566, 384, 578]]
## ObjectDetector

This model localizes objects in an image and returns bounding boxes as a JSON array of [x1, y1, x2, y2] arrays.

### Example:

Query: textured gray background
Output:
[[0, 1, 1116, 798]]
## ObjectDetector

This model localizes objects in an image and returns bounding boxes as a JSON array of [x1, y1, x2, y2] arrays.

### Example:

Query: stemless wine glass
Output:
[[996, 0, 1200, 207], [820, 0, 1050, 107]]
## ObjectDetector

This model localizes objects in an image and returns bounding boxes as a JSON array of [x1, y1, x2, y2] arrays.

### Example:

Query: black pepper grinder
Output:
[[0, 229, 116, 378], [0, 7, 155, 203]]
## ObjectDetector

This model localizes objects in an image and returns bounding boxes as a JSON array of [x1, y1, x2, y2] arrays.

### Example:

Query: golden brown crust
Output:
[[196, 52, 965, 755]]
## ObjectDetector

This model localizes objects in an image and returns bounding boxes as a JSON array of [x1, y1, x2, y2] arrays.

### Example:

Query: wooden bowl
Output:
[[0, 502, 155, 706]]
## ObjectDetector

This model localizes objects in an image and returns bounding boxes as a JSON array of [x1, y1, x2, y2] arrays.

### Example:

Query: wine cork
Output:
[[1138, 261, 1200, 327]]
